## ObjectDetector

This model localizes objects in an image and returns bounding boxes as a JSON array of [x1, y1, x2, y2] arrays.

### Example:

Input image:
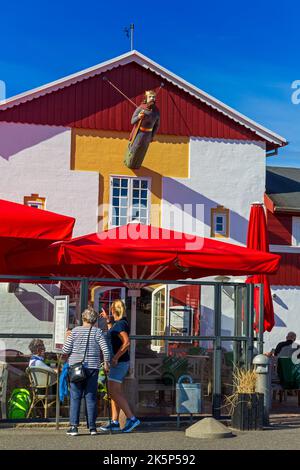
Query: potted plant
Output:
[[225, 367, 264, 431]]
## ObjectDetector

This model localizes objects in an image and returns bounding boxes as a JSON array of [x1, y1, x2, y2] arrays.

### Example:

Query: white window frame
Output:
[[26, 201, 44, 209], [151, 285, 167, 353], [151, 285, 195, 352], [24, 194, 46, 210], [292, 217, 300, 246], [211, 206, 230, 238], [214, 213, 226, 236], [109, 175, 151, 228]]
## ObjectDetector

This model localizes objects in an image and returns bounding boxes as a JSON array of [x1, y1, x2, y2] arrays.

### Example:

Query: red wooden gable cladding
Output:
[[0, 62, 264, 143], [267, 210, 292, 245], [269, 252, 300, 286]]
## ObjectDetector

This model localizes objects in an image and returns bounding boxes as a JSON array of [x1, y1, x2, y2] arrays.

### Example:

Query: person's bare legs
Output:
[[110, 397, 120, 422], [108, 380, 134, 419]]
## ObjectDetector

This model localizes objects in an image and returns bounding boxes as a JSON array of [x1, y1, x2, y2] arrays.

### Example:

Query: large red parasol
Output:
[[0, 199, 75, 273], [6, 223, 280, 282], [246, 203, 276, 332]]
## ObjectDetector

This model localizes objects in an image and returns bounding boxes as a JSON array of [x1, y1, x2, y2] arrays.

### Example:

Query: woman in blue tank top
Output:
[[100, 299, 140, 433]]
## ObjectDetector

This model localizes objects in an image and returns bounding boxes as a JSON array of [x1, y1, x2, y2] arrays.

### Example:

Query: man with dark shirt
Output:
[[274, 331, 298, 357]]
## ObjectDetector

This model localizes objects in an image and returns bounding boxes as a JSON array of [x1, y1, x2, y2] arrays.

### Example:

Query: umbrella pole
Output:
[[55, 354, 62, 430], [258, 284, 264, 354], [80, 278, 89, 316], [128, 290, 139, 378]]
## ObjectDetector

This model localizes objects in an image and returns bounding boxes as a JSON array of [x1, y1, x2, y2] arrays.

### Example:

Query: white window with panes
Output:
[[214, 214, 226, 235], [109, 176, 151, 227]]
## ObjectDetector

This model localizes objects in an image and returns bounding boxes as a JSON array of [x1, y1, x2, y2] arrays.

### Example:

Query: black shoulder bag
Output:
[[69, 326, 92, 383]]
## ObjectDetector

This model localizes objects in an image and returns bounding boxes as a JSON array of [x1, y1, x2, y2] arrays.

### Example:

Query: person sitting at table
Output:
[[28, 339, 57, 373], [274, 331, 300, 358]]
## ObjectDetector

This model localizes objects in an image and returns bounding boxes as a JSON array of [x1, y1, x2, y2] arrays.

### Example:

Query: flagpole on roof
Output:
[[130, 24, 134, 50], [124, 23, 134, 51]]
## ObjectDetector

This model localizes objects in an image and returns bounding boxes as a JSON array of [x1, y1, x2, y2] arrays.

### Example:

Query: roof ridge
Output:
[[267, 166, 300, 171], [0, 49, 287, 147]]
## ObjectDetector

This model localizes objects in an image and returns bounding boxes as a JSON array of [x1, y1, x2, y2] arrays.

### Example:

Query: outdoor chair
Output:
[[276, 357, 300, 406], [25, 366, 57, 418], [0, 362, 8, 419], [270, 356, 285, 402]]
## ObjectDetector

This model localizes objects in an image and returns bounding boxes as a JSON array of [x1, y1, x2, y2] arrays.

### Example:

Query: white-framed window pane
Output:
[[120, 217, 127, 226], [130, 179, 149, 223], [151, 286, 166, 350], [110, 176, 150, 227], [211, 207, 229, 238], [112, 178, 121, 187], [214, 214, 226, 234], [27, 202, 43, 209], [132, 208, 139, 218]]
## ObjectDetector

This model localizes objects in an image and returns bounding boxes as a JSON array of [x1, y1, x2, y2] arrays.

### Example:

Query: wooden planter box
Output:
[[231, 393, 264, 431]]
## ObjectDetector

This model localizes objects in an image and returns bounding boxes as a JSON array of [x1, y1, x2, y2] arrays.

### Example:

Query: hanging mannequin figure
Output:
[[124, 90, 160, 169]]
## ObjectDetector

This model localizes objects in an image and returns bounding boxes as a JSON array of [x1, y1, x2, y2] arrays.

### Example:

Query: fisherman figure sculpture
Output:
[[124, 90, 160, 169]]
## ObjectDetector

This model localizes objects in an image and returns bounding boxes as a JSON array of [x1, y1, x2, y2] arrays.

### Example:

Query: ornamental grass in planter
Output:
[[225, 367, 264, 431]]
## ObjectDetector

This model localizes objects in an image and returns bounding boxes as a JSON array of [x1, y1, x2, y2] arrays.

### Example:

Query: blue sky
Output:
[[0, 0, 299, 167]]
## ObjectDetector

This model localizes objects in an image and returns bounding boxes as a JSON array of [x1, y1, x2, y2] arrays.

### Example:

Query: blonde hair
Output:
[[111, 299, 126, 319]]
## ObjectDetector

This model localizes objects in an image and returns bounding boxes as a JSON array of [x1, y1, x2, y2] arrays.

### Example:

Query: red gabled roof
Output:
[[0, 51, 287, 150]]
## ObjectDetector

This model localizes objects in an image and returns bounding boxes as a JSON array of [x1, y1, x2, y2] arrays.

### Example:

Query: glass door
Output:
[[151, 286, 166, 352]]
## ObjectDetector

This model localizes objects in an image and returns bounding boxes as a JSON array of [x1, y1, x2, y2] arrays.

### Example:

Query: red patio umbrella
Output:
[[246, 203, 277, 332], [0, 199, 75, 274], [6, 222, 280, 377], [6, 223, 280, 280]]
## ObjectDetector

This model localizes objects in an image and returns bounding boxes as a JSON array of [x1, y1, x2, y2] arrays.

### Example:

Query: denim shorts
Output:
[[108, 361, 130, 384]]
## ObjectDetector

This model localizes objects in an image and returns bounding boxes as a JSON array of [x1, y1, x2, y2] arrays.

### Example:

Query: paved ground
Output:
[[1, 415, 300, 451], [1, 398, 300, 451]]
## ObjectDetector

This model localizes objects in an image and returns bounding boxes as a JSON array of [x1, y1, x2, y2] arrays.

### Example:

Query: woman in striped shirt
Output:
[[62, 307, 110, 436]]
